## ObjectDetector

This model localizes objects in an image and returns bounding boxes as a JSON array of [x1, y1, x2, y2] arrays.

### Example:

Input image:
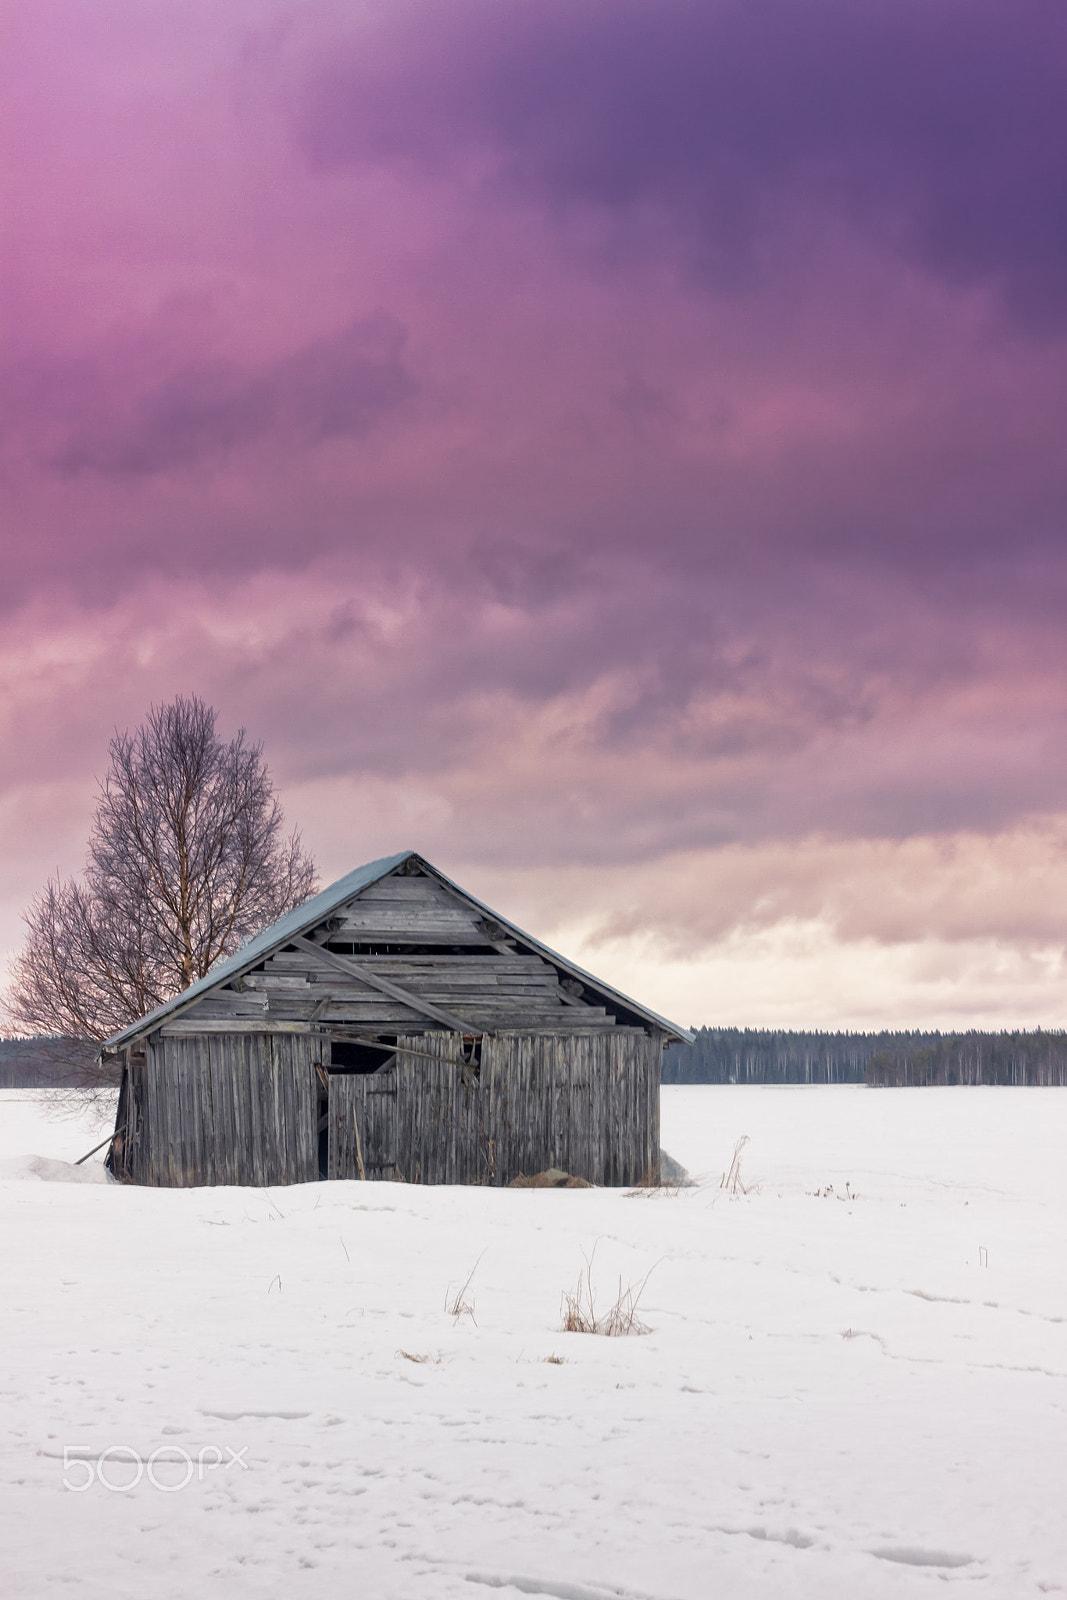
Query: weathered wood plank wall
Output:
[[328, 1029, 661, 1187], [124, 1033, 319, 1187], [116, 1025, 660, 1187]]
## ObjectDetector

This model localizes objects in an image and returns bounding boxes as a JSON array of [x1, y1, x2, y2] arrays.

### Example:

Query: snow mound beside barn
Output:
[[0, 1152, 112, 1184]]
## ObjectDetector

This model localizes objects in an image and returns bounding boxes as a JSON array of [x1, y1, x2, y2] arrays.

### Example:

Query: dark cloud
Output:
[[1, 315, 414, 478], [299, 0, 1067, 325], [2, 0, 1065, 770]]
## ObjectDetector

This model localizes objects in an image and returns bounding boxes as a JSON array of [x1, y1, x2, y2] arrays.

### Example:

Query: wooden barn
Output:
[[103, 851, 691, 1188]]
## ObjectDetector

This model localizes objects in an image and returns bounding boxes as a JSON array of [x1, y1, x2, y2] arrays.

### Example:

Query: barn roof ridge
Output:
[[103, 849, 693, 1050]]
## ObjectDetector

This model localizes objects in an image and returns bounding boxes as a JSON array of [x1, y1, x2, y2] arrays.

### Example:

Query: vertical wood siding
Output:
[[132, 1032, 319, 1187], [328, 1059, 400, 1180], [328, 1029, 662, 1186], [480, 1030, 661, 1186], [125, 1026, 661, 1187]]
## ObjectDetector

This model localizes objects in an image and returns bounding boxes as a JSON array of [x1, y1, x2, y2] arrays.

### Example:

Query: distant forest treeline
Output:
[[0, 1037, 67, 1088], [664, 1028, 1067, 1086]]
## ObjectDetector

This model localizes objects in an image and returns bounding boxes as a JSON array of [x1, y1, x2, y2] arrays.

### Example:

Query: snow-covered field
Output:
[[1, 1085, 1065, 1600]]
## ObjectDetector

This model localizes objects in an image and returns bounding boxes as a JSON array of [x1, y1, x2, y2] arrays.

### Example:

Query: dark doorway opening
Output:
[[314, 1062, 330, 1179], [330, 1038, 395, 1074]]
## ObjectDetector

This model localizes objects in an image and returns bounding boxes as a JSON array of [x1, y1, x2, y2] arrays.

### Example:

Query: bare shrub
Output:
[[560, 1246, 654, 1337]]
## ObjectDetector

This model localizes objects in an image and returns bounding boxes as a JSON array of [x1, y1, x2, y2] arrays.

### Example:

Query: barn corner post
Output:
[[103, 1047, 124, 1179], [649, 1027, 666, 1187], [103, 1042, 139, 1182], [99, 850, 692, 1188]]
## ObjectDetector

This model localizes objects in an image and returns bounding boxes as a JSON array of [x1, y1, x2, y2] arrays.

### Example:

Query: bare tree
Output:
[[4, 696, 317, 1082]]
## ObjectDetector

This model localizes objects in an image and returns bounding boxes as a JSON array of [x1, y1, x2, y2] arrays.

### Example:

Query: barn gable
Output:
[[103, 851, 691, 1049]]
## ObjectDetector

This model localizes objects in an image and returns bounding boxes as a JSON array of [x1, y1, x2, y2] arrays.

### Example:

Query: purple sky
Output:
[[3, 0, 1067, 1027]]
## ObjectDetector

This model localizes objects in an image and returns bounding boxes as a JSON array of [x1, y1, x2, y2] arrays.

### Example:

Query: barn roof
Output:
[[103, 851, 694, 1050]]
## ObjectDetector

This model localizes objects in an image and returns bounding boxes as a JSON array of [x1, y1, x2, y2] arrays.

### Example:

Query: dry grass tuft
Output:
[[560, 1246, 654, 1337], [444, 1252, 484, 1325], [396, 1350, 441, 1364], [722, 1134, 751, 1195], [624, 1178, 689, 1199], [540, 1353, 566, 1365]]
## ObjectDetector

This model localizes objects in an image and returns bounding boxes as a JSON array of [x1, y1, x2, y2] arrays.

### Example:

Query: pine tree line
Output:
[[663, 1027, 1067, 1086], [0, 1037, 74, 1089]]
